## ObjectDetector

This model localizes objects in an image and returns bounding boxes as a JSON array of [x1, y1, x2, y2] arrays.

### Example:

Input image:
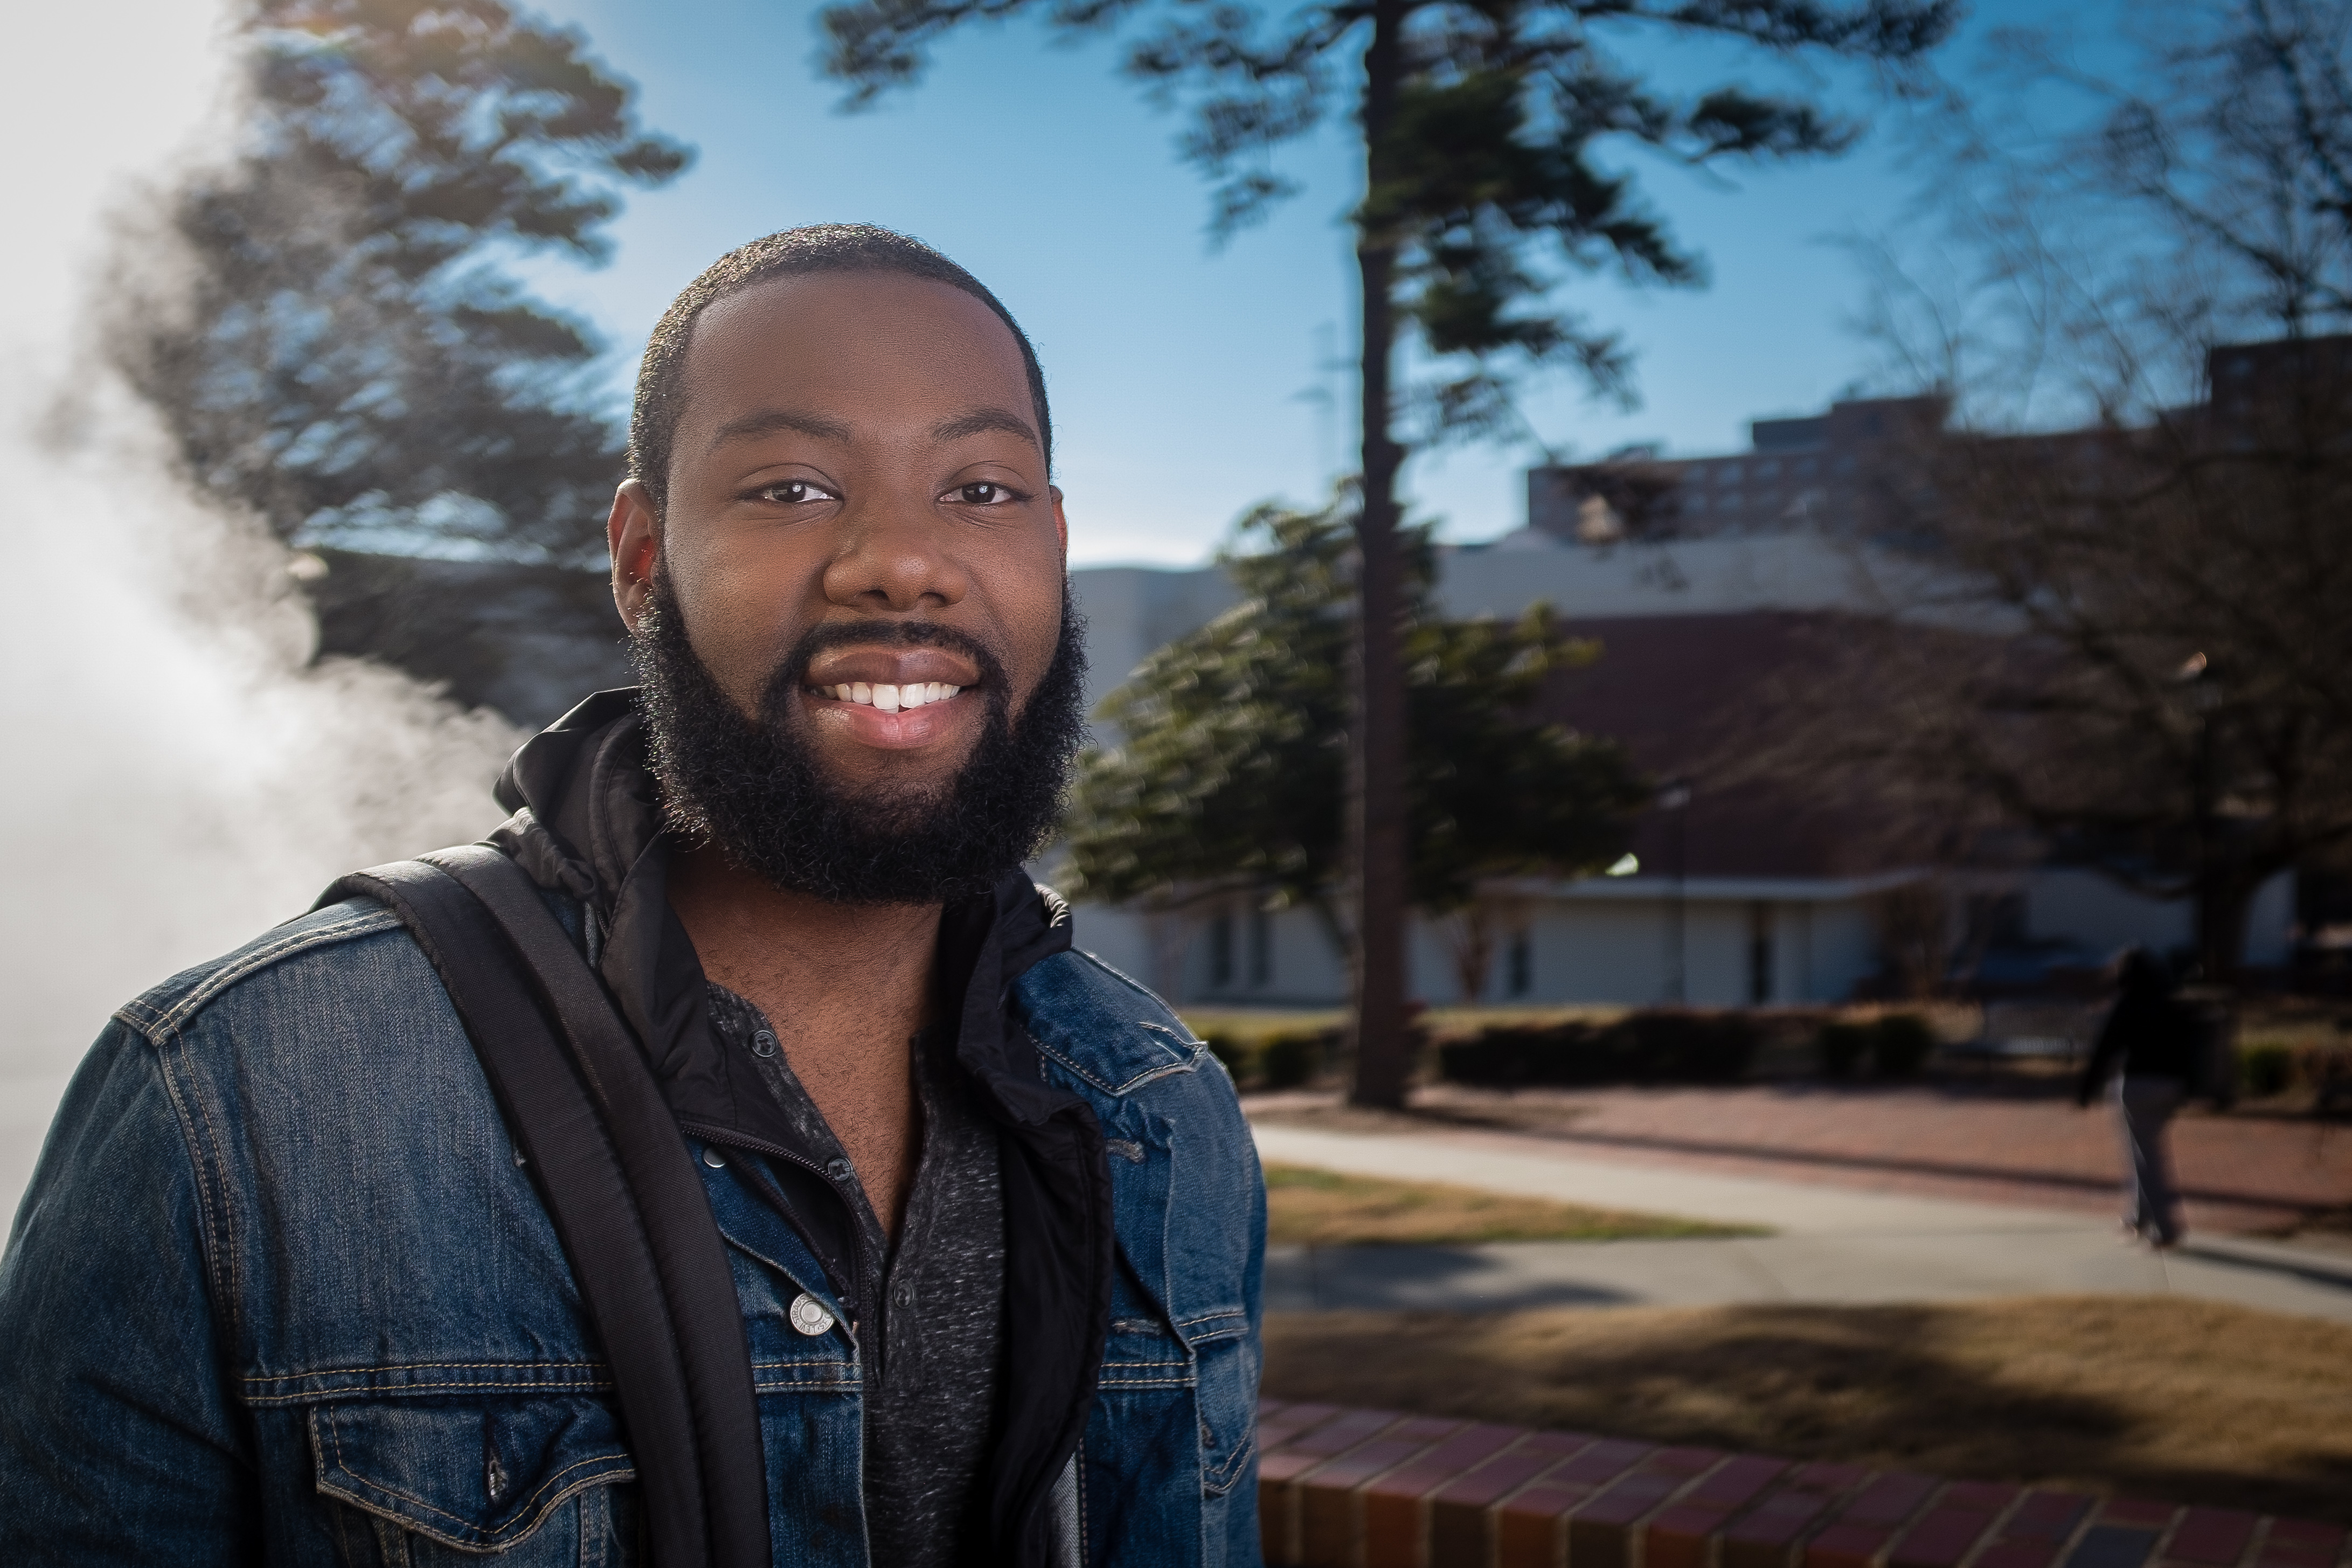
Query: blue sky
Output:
[[517, 0, 2121, 565]]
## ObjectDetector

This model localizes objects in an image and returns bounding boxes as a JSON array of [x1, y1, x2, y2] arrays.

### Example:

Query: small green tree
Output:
[[1065, 495, 1649, 1001], [110, 0, 690, 564], [823, 0, 1956, 1105]]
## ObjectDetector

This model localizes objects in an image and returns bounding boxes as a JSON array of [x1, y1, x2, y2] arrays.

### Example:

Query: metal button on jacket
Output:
[[788, 1293, 836, 1336], [700, 1145, 727, 1169]]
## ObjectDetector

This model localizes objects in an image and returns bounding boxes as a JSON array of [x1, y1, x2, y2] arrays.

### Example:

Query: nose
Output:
[[821, 501, 970, 614]]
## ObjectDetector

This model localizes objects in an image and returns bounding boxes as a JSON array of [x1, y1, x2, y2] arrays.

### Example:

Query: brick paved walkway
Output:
[[1250, 1079, 2351, 1235]]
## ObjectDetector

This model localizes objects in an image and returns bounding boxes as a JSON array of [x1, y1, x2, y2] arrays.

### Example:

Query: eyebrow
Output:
[[930, 406, 1040, 448], [707, 408, 854, 451], [705, 404, 1040, 455]]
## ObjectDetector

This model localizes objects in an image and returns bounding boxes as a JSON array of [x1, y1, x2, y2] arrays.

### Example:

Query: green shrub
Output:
[[1438, 1012, 1758, 1088], [1817, 1022, 1871, 1078], [1870, 1014, 1937, 1078], [1614, 1011, 1761, 1083], [1259, 1029, 1330, 1090], [1202, 1032, 1254, 1088], [2241, 1042, 2296, 1098], [1437, 1023, 1603, 1087]]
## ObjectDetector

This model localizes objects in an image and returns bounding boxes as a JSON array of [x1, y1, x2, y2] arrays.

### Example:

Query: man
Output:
[[0, 225, 1267, 1566], [2078, 946, 2210, 1248]]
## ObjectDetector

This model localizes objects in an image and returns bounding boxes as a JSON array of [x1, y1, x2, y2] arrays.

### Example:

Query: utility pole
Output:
[[2176, 653, 2229, 984]]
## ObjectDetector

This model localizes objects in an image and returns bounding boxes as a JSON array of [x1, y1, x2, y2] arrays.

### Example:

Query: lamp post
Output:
[[1660, 777, 1694, 1005], [2175, 653, 2224, 983]]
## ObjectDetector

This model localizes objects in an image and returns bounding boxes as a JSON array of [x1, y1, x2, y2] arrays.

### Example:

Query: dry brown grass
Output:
[[1262, 1296, 2352, 1522], [1263, 1163, 1754, 1246]]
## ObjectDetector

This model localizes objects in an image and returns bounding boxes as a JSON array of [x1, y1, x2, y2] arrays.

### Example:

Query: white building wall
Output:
[[1066, 887, 1901, 1008], [1806, 901, 1882, 1002], [1066, 902, 1155, 991], [1066, 566, 1237, 746], [2244, 873, 2296, 967], [2021, 868, 2296, 967]]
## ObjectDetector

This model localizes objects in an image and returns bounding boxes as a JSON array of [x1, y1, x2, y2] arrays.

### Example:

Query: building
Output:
[[1067, 357, 2310, 1006], [1524, 394, 1947, 544], [1063, 543, 2001, 1008]]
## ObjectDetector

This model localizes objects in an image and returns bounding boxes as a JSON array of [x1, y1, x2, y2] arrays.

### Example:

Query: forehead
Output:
[[676, 270, 1032, 433]]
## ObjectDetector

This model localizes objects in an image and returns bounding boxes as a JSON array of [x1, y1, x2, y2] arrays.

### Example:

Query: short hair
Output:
[[627, 224, 1052, 515]]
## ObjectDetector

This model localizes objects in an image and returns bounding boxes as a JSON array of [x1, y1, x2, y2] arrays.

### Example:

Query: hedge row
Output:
[[1203, 1028, 1343, 1092], [1203, 1011, 1944, 1091], [1437, 1012, 1760, 1087], [1439, 1010, 1940, 1089]]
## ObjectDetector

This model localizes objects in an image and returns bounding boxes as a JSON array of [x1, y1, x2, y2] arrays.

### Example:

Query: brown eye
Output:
[[754, 480, 833, 505], [954, 482, 1015, 505]]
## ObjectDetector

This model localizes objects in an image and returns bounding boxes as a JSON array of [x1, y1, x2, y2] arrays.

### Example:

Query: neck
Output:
[[665, 842, 943, 1007], [666, 841, 942, 1238]]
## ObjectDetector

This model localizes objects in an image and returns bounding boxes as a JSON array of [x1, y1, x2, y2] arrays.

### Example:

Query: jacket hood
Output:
[[484, 687, 1076, 1136]]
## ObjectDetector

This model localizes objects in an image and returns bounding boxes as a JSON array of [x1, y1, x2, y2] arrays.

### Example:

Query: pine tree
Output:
[[823, 0, 1955, 1104], [112, 0, 689, 564]]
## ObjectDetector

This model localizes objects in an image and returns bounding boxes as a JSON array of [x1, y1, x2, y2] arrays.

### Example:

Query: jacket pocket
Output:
[[308, 1396, 636, 1562]]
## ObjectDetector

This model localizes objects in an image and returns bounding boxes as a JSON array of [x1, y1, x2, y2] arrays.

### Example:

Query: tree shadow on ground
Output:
[[1260, 1296, 2352, 1523]]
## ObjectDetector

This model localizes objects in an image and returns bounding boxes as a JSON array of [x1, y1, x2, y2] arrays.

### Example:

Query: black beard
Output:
[[630, 575, 1088, 904]]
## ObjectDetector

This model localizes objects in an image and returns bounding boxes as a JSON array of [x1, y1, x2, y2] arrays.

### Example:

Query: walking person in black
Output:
[[2079, 947, 2205, 1247]]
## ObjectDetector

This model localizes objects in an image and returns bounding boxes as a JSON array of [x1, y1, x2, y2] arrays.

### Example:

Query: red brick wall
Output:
[[1254, 1401, 2347, 1568]]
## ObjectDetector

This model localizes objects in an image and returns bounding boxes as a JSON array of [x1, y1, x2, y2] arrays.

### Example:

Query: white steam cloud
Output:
[[1, 7, 528, 1218]]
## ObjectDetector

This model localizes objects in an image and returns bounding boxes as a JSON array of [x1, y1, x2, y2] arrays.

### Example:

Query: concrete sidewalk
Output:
[[1253, 1122, 2352, 1324]]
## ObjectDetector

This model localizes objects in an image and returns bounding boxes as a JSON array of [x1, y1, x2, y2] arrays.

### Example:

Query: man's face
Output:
[[613, 270, 1067, 793], [610, 270, 1084, 901]]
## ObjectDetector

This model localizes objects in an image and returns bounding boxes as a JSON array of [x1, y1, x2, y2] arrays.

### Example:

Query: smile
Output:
[[813, 681, 964, 713]]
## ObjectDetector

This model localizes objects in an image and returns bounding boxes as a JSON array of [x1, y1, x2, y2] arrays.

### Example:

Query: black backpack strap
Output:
[[321, 850, 771, 1568]]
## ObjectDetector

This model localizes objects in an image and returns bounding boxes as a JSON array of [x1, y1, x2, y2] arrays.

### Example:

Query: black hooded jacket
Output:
[[487, 690, 1115, 1565]]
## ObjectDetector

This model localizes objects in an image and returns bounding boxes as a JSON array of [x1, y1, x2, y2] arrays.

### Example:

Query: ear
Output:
[[609, 480, 662, 632], [1049, 485, 1067, 566]]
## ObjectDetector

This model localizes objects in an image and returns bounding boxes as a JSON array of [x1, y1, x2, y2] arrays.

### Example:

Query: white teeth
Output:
[[819, 681, 963, 707]]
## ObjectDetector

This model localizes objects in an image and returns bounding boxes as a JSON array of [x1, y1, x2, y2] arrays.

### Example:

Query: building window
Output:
[[1507, 928, 1533, 997], [1208, 911, 1234, 989], [1794, 455, 1818, 475], [1248, 905, 1273, 987], [1747, 902, 1774, 1004], [1717, 463, 1743, 484], [1757, 458, 1781, 477]]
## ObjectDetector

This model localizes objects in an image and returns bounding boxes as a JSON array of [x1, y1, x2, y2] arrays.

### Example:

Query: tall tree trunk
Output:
[[1348, 0, 1412, 1109]]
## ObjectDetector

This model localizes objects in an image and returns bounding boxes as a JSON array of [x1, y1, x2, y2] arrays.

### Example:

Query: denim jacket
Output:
[[0, 697, 1266, 1568]]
